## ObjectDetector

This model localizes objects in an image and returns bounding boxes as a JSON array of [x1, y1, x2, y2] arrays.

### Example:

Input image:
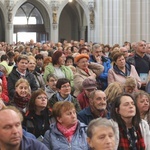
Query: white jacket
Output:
[[140, 119, 150, 150]]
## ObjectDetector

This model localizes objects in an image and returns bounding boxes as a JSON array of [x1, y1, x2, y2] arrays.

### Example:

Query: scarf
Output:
[[56, 92, 72, 102], [14, 92, 31, 109], [119, 126, 145, 150], [83, 68, 90, 76], [57, 122, 78, 142], [113, 63, 131, 77]]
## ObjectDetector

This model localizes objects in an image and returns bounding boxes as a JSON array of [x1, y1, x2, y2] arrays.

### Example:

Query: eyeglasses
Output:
[[37, 96, 48, 100], [95, 51, 102, 53], [61, 85, 71, 89]]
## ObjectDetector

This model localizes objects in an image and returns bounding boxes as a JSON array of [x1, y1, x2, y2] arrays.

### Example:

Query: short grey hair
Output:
[[87, 118, 119, 147], [92, 44, 101, 52]]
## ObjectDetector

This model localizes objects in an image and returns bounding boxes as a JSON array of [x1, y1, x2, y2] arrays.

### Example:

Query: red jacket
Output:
[[77, 91, 89, 109]]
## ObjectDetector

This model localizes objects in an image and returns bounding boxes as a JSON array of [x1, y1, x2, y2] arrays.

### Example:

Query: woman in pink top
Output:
[[108, 52, 141, 89]]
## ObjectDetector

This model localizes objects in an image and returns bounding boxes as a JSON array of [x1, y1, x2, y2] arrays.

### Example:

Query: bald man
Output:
[[0, 106, 48, 150]]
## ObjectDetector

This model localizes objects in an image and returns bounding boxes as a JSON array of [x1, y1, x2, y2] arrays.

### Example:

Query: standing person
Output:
[[0, 106, 49, 150], [23, 89, 54, 138], [49, 78, 81, 112], [8, 54, 38, 99], [111, 94, 150, 150], [87, 118, 119, 150], [127, 41, 150, 90], [43, 101, 89, 150]]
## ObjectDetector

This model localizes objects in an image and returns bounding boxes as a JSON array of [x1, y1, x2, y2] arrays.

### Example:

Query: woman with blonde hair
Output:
[[104, 82, 123, 104], [10, 78, 31, 113], [104, 82, 123, 113], [124, 76, 137, 95]]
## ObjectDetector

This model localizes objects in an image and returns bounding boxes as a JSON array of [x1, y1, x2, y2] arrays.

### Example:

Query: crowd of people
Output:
[[0, 39, 149, 149]]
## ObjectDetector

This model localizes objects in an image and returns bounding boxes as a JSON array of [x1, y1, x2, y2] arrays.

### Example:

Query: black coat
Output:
[[8, 66, 38, 99]]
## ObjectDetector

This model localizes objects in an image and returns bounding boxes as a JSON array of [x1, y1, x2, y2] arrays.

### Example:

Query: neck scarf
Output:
[[83, 68, 90, 76], [56, 92, 72, 102], [57, 122, 78, 142], [14, 92, 31, 109], [119, 126, 145, 150]]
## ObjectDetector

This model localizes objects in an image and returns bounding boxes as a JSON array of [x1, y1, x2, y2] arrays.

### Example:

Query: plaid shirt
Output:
[[118, 126, 145, 150]]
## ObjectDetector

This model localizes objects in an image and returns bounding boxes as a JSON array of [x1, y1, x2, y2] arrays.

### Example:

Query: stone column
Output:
[[80, 26, 86, 40], [50, 0, 59, 43]]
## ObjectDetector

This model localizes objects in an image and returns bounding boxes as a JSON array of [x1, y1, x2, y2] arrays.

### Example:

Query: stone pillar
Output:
[[131, 0, 141, 42], [5, 23, 13, 44], [80, 26, 86, 40], [103, 0, 109, 44], [50, 0, 59, 43]]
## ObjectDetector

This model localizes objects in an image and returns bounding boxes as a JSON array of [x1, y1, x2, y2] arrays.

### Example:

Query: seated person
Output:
[[10, 78, 31, 114], [43, 101, 89, 149], [23, 89, 54, 138], [49, 78, 81, 112], [45, 73, 58, 99], [0, 106, 49, 150], [78, 90, 110, 125], [87, 118, 119, 150], [77, 78, 97, 109]]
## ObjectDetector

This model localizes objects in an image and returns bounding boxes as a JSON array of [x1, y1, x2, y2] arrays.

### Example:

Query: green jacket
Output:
[[43, 63, 74, 87]]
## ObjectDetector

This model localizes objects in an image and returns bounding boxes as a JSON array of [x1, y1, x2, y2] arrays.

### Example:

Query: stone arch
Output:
[[58, 0, 89, 42], [13, 0, 51, 41]]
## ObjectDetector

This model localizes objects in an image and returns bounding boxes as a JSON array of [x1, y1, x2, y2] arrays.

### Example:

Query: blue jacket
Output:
[[43, 121, 89, 150], [21, 135, 48, 150], [89, 55, 111, 90], [77, 107, 110, 125]]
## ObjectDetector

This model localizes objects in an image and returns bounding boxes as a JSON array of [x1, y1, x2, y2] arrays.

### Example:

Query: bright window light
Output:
[[13, 17, 36, 25]]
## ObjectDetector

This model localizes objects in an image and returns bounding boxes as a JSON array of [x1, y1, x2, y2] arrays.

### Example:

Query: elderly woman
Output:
[[87, 118, 119, 150], [10, 78, 31, 113], [111, 93, 150, 150], [28, 55, 45, 89], [49, 78, 81, 112], [73, 53, 104, 97], [43, 101, 89, 150], [23, 89, 54, 138], [108, 52, 141, 89], [43, 50, 74, 88], [135, 90, 150, 127]]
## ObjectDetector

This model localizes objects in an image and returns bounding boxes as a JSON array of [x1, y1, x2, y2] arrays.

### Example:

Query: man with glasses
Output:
[[89, 44, 111, 90]]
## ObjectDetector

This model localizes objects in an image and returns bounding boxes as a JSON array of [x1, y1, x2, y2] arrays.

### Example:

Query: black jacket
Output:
[[8, 66, 38, 100]]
